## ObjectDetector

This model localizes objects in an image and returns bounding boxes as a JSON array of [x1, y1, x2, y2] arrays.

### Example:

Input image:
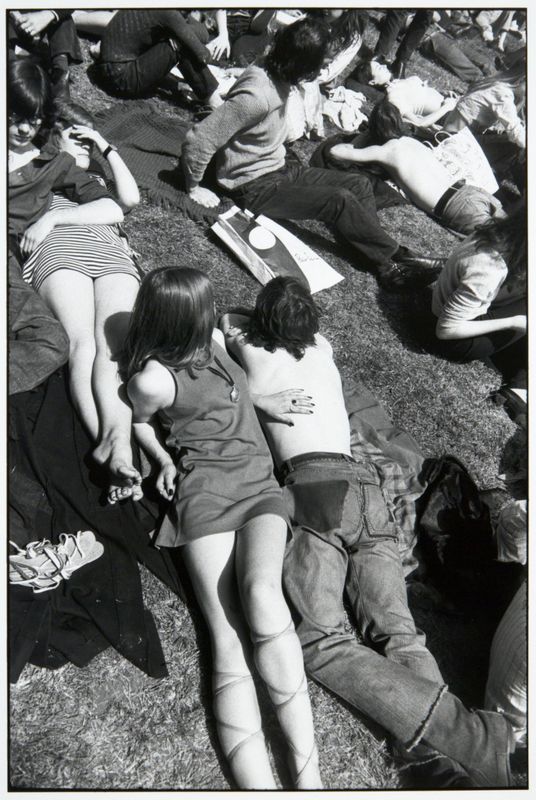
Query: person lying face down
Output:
[[219, 276, 516, 789], [328, 100, 504, 236]]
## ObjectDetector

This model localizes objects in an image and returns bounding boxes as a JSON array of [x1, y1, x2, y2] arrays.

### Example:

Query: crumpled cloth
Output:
[[322, 86, 367, 133]]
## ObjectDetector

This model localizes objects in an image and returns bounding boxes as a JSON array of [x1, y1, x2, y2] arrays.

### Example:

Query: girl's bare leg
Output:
[[236, 514, 322, 789], [39, 270, 99, 439], [183, 532, 277, 789], [92, 273, 141, 494]]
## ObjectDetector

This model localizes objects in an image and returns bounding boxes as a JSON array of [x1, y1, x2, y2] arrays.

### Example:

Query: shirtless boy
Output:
[[220, 276, 514, 788], [329, 101, 504, 235]]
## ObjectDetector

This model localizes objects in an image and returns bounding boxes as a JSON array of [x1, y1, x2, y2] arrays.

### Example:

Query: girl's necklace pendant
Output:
[[230, 385, 240, 403]]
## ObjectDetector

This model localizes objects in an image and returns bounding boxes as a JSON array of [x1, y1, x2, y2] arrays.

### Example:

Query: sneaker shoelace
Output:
[[9, 532, 95, 593]]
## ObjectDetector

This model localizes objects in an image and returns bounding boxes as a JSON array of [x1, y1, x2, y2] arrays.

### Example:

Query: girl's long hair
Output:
[[466, 57, 526, 96], [8, 58, 52, 143], [473, 202, 527, 289], [123, 267, 215, 381], [308, 9, 364, 52]]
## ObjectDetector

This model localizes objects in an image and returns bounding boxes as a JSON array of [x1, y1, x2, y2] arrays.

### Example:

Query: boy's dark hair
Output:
[[246, 276, 320, 361], [265, 17, 329, 86], [368, 99, 413, 144]]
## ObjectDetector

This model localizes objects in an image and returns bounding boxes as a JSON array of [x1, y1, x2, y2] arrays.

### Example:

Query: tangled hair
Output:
[[8, 58, 52, 139], [264, 17, 329, 86], [245, 276, 320, 361], [49, 101, 95, 151], [308, 9, 364, 52], [467, 56, 526, 95], [473, 202, 527, 289], [368, 99, 413, 144], [123, 267, 215, 381]]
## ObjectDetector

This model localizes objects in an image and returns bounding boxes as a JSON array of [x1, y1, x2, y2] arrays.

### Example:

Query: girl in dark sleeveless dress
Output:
[[121, 267, 321, 790]]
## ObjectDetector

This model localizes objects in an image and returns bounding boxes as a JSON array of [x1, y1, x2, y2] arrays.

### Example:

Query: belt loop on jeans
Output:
[[278, 451, 356, 481], [433, 179, 466, 219]]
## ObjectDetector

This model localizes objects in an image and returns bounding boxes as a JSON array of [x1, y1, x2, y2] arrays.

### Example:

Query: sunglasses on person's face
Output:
[[9, 112, 42, 127]]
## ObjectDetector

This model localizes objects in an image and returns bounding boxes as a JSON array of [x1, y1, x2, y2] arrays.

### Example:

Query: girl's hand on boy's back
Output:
[[156, 461, 177, 500]]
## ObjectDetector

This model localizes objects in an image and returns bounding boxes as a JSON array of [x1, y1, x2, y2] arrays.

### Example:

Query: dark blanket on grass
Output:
[[95, 99, 228, 224], [9, 367, 183, 683]]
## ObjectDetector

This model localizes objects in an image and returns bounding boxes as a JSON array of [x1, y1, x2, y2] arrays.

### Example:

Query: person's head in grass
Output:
[[246, 276, 320, 361], [123, 266, 215, 380], [353, 58, 392, 88], [264, 17, 330, 86], [367, 99, 414, 144], [8, 58, 51, 152], [49, 101, 96, 170], [473, 201, 527, 290]]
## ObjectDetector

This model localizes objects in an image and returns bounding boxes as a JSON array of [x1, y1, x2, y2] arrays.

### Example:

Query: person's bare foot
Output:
[[94, 435, 142, 504], [108, 481, 144, 505]]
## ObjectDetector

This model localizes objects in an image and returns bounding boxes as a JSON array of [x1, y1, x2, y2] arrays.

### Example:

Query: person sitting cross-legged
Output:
[[181, 16, 440, 289], [220, 276, 516, 789]]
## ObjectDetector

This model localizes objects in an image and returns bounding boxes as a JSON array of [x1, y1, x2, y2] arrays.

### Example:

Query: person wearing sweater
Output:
[[181, 17, 440, 290], [97, 9, 220, 105]]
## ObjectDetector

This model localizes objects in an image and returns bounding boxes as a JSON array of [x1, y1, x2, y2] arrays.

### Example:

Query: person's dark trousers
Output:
[[374, 10, 432, 62], [230, 162, 399, 269], [396, 11, 434, 63], [47, 16, 82, 63], [7, 15, 82, 63], [435, 297, 527, 386], [100, 42, 217, 99], [420, 32, 483, 83]]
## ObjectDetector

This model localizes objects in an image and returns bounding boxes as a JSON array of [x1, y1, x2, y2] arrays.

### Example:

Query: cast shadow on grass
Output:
[[376, 286, 440, 358]]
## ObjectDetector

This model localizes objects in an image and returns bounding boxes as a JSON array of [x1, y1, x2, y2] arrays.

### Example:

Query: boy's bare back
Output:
[[229, 330, 352, 466]]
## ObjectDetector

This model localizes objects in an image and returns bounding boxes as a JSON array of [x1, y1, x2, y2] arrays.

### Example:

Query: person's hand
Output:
[[329, 143, 357, 162], [156, 462, 177, 500], [188, 186, 220, 208], [207, 33, 231, 60], [20, 212, 57, 256], [69, 124, 109, 154], [441, 96, 458, 112], [16, 10, 56, 38], [256, 388, 315, 425], [511, 315, 527, 334]]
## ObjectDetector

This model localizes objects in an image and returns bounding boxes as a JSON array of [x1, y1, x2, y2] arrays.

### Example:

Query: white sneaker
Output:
[[9, 531, 104, 593]]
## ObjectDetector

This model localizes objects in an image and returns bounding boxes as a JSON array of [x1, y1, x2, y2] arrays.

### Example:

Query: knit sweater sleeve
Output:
[[182, 73, 272, 186]]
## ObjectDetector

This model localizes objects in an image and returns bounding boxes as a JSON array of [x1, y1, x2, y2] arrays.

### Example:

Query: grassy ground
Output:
[[9, 13, 527, 792]]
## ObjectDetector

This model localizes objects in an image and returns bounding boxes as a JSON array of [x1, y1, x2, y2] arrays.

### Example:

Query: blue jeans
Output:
[[282, 452, 446, 746]]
